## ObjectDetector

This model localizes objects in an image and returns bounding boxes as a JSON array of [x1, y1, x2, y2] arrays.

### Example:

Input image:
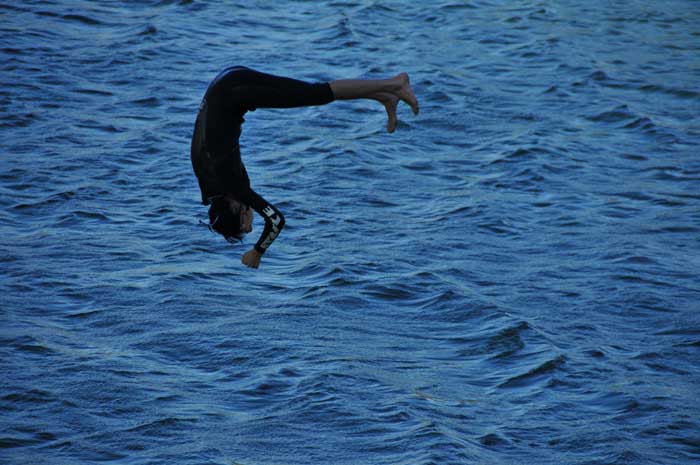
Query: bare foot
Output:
[[372, 92, 399, 133], [394, 72, 419, 115], [373, 73, 419, 133]]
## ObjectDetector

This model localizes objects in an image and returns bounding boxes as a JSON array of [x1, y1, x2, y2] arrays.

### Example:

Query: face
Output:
[[240, 205, 253, 233], [225, 194, 253, 234]]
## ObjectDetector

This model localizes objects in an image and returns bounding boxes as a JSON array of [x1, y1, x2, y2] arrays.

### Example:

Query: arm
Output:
[[237, 188, 285, 268]]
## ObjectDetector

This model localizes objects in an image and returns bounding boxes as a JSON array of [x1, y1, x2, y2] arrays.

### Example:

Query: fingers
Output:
[[241, 251, 261, 269], [242, 259, 258, 269]]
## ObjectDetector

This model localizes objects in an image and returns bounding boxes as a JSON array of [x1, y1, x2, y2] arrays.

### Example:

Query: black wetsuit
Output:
[[191, 66, 335, 253]]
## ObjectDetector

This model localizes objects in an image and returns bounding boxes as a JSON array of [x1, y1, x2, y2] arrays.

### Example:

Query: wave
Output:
[[639, 84, 700, 100], [498, 355, 567, 389]]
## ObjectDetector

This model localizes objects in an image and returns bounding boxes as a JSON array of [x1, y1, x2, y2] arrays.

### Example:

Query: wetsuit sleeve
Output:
[[238, 189, 285, 254]]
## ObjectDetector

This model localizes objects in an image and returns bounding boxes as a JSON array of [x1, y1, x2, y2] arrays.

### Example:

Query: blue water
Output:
[[1, 1, 699, 464]]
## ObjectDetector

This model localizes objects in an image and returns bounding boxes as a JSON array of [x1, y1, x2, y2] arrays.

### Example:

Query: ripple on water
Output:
[[2, 1, 700, 464]]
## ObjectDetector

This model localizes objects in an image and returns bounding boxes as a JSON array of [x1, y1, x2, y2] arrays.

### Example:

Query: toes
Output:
[[387, 116, 397, 133]]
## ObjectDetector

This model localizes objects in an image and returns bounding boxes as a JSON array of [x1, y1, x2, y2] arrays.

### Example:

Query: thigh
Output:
[[224, 67, 335, 110]]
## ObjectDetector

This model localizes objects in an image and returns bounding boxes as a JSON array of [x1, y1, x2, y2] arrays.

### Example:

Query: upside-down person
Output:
[[191, 66, 419, 269]]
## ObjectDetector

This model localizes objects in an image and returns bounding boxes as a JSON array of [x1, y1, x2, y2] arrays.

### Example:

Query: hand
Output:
[[241, 248, 262, 269]]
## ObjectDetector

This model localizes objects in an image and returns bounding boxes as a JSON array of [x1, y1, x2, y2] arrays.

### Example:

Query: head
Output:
[[208, 194, 253, 243]]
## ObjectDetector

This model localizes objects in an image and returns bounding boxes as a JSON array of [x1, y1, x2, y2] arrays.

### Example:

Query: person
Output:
[[191, 66, 419, 269]]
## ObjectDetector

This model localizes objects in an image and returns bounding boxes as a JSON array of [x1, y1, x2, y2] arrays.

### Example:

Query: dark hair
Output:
[[208, 196, 243, 243]]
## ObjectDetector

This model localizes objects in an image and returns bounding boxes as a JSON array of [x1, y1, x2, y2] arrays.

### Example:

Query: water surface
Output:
[[1, 1, 699, 464]]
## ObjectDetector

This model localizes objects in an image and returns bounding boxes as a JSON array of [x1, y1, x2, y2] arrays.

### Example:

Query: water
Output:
[[1, 1, 699, 464]]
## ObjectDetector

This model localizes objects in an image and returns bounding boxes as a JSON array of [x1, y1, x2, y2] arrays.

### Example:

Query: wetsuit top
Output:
[[190, 66, 335, 254]]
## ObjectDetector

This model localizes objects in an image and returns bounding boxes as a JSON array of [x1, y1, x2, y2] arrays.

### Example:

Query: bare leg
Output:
[[329, 72, 419, 133]]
